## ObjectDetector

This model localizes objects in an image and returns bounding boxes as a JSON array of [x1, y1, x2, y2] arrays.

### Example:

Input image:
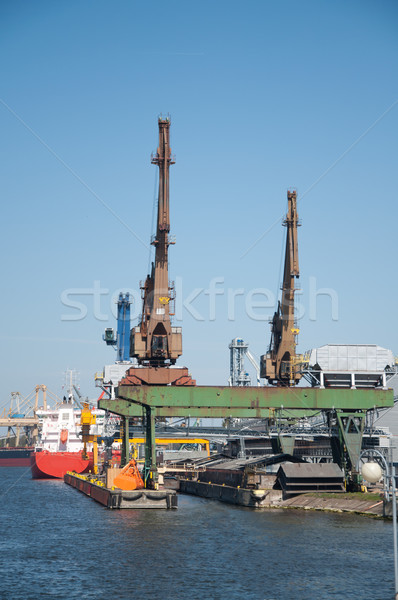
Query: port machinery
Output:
[[260, 189, 307, 387], [127, 116, 193, 385], [0, 372, 102, 447], [99, 118, 394, 490], [103, 292, 132, 363], [0, 385, 58, 445]]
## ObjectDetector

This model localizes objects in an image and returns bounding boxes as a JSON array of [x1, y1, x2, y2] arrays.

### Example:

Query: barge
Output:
[[64, 472, 177, 509]]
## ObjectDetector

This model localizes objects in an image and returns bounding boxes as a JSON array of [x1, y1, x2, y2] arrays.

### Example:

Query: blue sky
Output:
[[0, 0, 397, 405]]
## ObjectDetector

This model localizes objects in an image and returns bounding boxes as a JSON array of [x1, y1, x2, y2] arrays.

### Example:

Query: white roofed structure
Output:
[[303, 344, 396, 389]]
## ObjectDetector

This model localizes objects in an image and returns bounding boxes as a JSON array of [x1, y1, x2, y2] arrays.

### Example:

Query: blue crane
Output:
[[103, 293, 132, 362]]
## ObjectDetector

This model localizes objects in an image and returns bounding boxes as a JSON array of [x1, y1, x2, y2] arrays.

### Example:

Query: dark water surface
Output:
[[0, 468, 394, 599]]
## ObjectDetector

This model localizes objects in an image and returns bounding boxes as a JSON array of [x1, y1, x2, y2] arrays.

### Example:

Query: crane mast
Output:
[[260, 190, 302, 386], [130, 117, 182, 367]]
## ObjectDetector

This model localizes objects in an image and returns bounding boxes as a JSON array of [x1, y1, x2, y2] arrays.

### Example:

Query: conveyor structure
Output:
[[99, 385, 394, 489]]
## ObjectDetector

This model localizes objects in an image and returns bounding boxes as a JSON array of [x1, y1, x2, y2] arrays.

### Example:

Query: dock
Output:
[[64, 473, 177, 509], [178, 478, 391, 517]]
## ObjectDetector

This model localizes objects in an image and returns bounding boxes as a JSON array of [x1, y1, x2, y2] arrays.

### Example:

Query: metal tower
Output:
[[229, 338, 261, 386]]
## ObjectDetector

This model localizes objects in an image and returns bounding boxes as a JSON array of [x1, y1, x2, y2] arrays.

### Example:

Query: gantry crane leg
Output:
[[330, 410, 366, 489], [120, 416, 130, 468], [144, 407, 158, 489]]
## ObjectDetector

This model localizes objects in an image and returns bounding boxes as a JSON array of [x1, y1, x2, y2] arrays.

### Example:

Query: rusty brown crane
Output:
[[260, 190, 303, 386], [125, 117, 194, 386]]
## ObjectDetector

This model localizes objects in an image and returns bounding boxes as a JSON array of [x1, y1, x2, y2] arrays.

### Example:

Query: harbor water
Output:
[[0, 468, 394, 599]]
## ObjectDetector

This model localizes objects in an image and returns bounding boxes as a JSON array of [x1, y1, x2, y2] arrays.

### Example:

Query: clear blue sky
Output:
[[0, 0, 397, 405]]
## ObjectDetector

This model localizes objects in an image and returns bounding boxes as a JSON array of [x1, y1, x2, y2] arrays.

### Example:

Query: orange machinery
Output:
[[113, 459, 144, 491]]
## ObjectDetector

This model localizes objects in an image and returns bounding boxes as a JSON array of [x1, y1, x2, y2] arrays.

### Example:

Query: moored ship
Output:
[[30, 402, 104, 479], [0, 447, 34, 467]]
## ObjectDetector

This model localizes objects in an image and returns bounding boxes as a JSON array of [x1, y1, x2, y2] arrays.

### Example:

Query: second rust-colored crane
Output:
[[260, 190, 303, 386]]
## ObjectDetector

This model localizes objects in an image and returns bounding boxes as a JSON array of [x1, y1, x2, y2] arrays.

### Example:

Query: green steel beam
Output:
[[98, 386, 394, 417], [99, 398, 319, 419]]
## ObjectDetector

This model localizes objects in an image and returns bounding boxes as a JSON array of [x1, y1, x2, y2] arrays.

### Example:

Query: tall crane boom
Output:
[[260, 190, 302, 386], [130, 117, 182, 366]]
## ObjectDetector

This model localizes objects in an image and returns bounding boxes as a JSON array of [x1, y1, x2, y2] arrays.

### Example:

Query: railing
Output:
[[150, 152, 176, 164]]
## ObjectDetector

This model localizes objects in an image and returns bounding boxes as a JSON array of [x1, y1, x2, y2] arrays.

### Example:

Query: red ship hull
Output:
[[30, 451, 93, 479]]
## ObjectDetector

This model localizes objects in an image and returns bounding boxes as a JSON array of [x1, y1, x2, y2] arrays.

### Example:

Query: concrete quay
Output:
[[179, 478, 390, 517]]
